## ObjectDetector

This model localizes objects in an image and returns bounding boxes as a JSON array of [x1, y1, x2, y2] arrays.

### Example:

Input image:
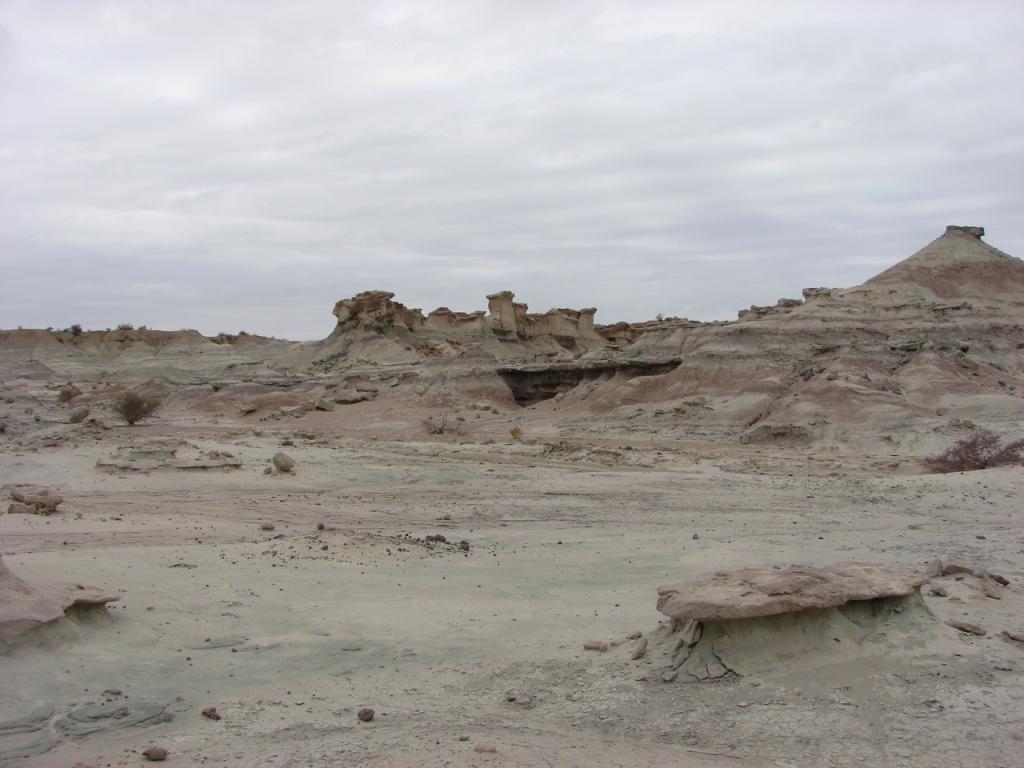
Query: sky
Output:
[[1, 1, 1023, 340]]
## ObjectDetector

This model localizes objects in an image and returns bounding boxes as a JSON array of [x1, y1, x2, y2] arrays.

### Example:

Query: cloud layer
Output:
[[2, 0, 1022, 338]]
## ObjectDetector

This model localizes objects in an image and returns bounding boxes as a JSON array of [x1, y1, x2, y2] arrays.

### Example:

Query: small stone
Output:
[[474, 744, 497, 753], [925, 559, 944, 578], [317, 522, 326, 531], [660, 669, 678, 683], [202, 706, 222, 720], [583, 640, 608, 652], [459, 540, 470, 552], [357, 708, 375, 722], [946, 619, 986, 636], [272, 452, 296, 473], [458, 735, 469, 741], [692, 533, 700, 540], [982, 576, 1004, 600], [1001, 630, 1024, 644], [142, 746, 168, 761], [263, 466, 272, 475], [261, 523, 275, 531], [69, 406, 90, 423], [929, 586, 948, 597], [631, 637, 648, 660], [942, 563, 972, 576]]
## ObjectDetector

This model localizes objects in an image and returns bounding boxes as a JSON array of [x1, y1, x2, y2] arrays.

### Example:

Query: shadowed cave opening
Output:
[[498, 360, 680, 407]]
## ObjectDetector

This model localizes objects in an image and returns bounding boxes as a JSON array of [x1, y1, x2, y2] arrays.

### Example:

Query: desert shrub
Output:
[[923, 429, 1024, 473], [57, 385, 80, 403], [423, 413, 458, 435], [510, 425, 522, 441], [116, 323, 134, 331], [70, 324, 83, 336], [113, 391, 162, 426]]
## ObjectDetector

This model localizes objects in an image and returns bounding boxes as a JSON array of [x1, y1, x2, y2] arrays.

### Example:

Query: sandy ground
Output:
[[2, 417, 1024, 768]]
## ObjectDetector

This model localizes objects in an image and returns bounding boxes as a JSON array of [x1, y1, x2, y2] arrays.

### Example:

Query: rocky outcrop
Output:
[[0, 555, 119, 647], [651, 563, 936, 680], [333, 289, 608, 342], [6, 488, 63, 516], [656, 563, 929, 621]]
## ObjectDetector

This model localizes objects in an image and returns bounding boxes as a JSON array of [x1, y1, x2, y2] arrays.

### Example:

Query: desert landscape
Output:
[[2, 224, 1023, 767]]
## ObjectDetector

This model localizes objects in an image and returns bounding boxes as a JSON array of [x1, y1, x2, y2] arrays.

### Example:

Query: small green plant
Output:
[[923, 430, 1024, 473], [113, 391, 162, 426], [510, 425, 522, 441]]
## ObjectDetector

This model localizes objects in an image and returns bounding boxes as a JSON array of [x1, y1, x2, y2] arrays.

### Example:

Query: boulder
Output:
[[272, 452, 296, 473], [313, 398, 335, 411]]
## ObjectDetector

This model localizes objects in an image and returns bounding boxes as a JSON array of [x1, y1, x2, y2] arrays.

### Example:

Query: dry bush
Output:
[[423, 413, 458, 435], [113, 391, 162, 426], [510, 425, 522, 441], [923, 429, 1024, 473]]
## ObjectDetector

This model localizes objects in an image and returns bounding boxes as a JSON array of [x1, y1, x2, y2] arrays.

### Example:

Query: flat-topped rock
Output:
[[656, 563, 929, 622]]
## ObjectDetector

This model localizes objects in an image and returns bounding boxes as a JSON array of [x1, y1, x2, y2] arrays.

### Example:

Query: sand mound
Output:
[[652, 563, 935, 680], [0, 555, 119, 650]]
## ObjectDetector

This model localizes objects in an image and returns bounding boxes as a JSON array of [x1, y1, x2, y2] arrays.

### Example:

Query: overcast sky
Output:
[[1, 1, 1022, 339]]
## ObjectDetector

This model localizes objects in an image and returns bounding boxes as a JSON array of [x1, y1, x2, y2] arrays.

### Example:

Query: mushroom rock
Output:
[[650, 563, 935, 680], [0, 555, 119, 648], [486, 291, 519, 335]]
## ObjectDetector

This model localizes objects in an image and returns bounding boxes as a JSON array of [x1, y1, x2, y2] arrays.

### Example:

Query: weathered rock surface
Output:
[[0, 555, 119, 646], [96, 443, 241, 472], [6, 488, 63, 516], [657, 563, 929, 622]]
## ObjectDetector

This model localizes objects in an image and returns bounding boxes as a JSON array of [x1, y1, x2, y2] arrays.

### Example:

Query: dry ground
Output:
[[2, 413, 1023, 768]]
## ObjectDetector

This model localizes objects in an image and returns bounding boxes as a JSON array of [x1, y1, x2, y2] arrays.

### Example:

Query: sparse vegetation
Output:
[[423, 413, 459, 435], [70, 324, 83, 337], [923, 429, 1024, 473], [510, 425, 523, 441], [116, 323, 134, 331], [113, 391, 162, 426]]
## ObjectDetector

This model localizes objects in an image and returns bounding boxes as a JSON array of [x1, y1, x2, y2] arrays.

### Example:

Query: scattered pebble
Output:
[[357, 707, 375, 722], [142, 746, 168, 761], [946, 619, 986, 636]]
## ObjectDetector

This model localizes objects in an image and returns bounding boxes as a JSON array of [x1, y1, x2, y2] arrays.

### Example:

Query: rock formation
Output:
[[0, 225, 1020, 459], [0, 555, 119, 648], [333, 289, 608, 342], [651, 563, 935, 680]]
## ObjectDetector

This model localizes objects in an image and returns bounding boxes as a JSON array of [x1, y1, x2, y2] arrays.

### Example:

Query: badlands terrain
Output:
[[1, 225, 1023, 767]]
